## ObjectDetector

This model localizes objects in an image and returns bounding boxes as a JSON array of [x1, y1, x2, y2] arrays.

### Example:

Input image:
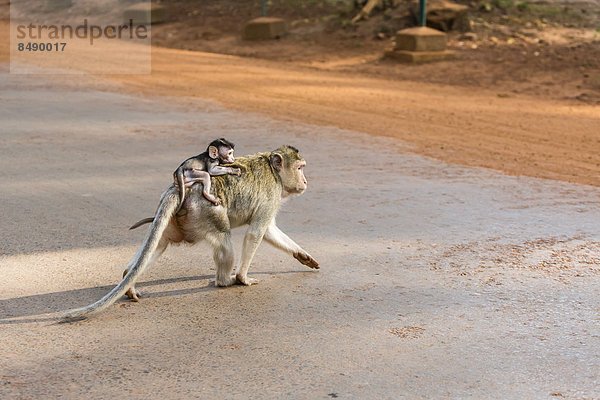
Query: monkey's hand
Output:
[[230, 167, 242, 176], [294, 251, 319, 269]]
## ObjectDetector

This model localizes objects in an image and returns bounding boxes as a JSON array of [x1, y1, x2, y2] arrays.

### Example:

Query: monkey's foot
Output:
[[125, 288, 141, 302], [123, 269, 142, 301], [204, 193, 221, 206], [236, 274, 259, 286], [215, 275, 236, 287], [294, 252, 320, 269]]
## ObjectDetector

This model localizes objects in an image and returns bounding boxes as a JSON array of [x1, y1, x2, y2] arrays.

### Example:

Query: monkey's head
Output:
[[270, 145, 307, 197], [208, 138, 236, 164]]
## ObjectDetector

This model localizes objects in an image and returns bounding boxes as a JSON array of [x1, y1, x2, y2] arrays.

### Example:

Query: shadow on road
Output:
[[0, 270, 312, 324], [0, 274, 213, 322]]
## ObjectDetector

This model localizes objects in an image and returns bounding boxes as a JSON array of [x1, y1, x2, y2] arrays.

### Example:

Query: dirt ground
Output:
[[1, 72, 599, 399], [1, 0, 599, 187], [148, 0, 600, 105]]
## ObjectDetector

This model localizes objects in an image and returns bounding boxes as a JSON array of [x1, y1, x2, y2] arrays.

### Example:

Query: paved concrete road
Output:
[[0, 74, 598, 399]]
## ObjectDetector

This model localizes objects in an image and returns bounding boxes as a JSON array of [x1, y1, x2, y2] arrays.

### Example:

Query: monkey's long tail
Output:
[[130, 174, 187, 230], [62, 189, 179, 321]]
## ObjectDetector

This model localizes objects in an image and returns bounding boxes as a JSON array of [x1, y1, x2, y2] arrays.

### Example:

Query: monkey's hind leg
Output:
[[236, 224, 267, 286], [175, 168, 188, 214], [206, 231, 236, 287], [123, 268, 141, 301], [200, 175, 221, 206], [121, 233, 169, 302], [185, 171, 221, 206]]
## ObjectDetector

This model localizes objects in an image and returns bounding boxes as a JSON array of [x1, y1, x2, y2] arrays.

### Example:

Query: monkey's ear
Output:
[[270, 153, 283, 171], [208, 145, 219, 159]]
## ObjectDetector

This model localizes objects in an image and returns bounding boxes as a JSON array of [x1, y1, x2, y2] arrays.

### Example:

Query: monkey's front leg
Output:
[[236, 224, 268, 285], [264, 221, 319, 269], [210, 165, 242, 177]]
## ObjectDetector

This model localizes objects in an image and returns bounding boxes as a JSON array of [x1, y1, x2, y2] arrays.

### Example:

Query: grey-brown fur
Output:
[[63, 145, 318, 320]]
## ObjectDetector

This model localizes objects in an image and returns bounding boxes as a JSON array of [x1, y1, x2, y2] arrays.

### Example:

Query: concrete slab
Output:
[[385, 49, 456, 63], [242, 17, 287, 41]]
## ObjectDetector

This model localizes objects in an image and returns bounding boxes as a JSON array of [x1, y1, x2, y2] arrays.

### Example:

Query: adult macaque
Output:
[[63, 145, 319, 320]]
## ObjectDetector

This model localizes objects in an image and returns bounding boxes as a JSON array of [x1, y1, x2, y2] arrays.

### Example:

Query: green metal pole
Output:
[[261, 0, 267, 17], [419, 0, 427, 26]]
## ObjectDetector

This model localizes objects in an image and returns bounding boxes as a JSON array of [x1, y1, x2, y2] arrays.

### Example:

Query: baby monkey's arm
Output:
[[209, 165, 242, 176]]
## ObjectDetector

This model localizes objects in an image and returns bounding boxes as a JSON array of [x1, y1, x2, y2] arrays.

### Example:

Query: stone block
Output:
[[242, 17, 287, 41], [394, 26, 447, 52]]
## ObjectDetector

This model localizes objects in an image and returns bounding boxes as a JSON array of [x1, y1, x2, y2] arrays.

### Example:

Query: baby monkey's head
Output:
[[208, 138, 236, 164]]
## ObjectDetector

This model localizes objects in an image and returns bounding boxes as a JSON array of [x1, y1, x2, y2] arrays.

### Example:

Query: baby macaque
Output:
[[174, 138, 241, 211]]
